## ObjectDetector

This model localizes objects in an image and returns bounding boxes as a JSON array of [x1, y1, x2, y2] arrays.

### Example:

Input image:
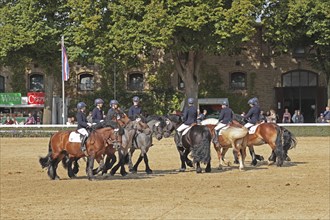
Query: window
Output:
[[0, 75, 4, 92], [282, 71, 317, 87], [128, 72, 144, 91], [79, 73, 94, 91], [29, 73, 44, 91], [230, 72, 246, 89]]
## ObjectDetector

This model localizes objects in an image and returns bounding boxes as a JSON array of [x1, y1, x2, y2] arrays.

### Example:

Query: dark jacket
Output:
[[218, 107, 233, 124], [76, 111, 88, 129], [183, 105, 197, 125], [106, 108, 124, 122], [128, 105, 142, 119], [92, 107, 103, 123], [324, 110, 330, 120], [244, 105, 261, 124]]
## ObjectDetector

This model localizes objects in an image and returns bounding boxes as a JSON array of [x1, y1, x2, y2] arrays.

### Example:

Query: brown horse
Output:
[[39, 126, 122, 180], [201, 118, 248, 170], [227, 114, 295, 167]]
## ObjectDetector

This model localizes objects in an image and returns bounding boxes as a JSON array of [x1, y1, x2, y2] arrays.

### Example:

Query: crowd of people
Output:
[[0, 111, 42, 125]]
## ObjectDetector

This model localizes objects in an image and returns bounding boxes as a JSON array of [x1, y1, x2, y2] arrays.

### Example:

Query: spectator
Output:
[[282, 108, 291, 123], [240, 112, 246, 117], [323, 106, 330, 123], [316, 113, 326, 123], [267, 109, 278, 123], [292, 110, 304, 123], [292, 110, 298, 123], [259, 110, 266, 122], [4, 115, 14, 125], [66, 117, 74, 125], [25, 113, 36, 125], [197, 109, 207, 124], [87, 111, 93, 123], [71, 117, 76, 125], [12, 117, 19, 125]]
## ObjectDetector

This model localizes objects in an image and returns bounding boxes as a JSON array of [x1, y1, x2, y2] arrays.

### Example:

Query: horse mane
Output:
[[166, 114, 182, 123], [233, 114, 247, 125]]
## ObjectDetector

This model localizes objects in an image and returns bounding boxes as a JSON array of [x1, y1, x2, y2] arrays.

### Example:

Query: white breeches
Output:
[[244, 123, 254, 129], [215, 122, 227, 131], [77, 128, 89, 136], [176, 124, 190, 132]]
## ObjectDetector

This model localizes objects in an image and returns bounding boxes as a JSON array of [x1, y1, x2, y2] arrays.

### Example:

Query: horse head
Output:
[[146, 115, 166, 140], [112, 112, 130, 127], [162, 114, 181, 138]]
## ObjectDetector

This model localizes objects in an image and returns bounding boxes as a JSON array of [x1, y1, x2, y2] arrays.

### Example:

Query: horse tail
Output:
[[274, 125, 285, 166], [191, 129, 211, 164], [39, 137, 53, 168], [281, 127, 297, 152]]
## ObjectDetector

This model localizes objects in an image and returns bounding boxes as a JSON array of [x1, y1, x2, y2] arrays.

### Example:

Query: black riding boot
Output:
[[80, 135, 88, 153], [213, 130, 220, 147], [177, 131, 183, 147]]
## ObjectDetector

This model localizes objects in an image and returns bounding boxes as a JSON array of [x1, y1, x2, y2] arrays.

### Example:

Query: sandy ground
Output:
[[0, 136, 329, 220]]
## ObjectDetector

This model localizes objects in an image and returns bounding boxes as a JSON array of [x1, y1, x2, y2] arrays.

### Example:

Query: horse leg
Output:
[[249, 146, 258, 166], [86, 155, 95, 180], [102, 153, 116, 175], [196, 162, 202, 173], [178, 149, 187, 172], [205, 160, 211, 173], [131, 154, 143, 173], [268, 150, 276, 165], [128, 148, 136, 172], [73, 158, 80, 175], [48, 158, 61, 180], [143, 153, 152, 174], [213, 144, 222, 169], [184, 148, 193, 168], [67, 158, 75, 178]]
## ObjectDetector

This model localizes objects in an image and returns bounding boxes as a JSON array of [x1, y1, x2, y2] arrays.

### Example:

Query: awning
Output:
[[0, 104, 44, 108]]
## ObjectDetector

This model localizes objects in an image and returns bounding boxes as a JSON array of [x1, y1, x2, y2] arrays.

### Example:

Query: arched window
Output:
[[79, 73, 94, 91], [128, 72, 144, 91], [0, 75, 4, 92], [29, 73, 44, 91], [282, 70, 317, 87], [230, 72, 246, 89]]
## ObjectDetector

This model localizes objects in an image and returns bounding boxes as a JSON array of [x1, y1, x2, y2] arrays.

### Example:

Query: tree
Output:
[[68, 0, 264, 106], [262, 0, 330, 105], [0, 0, 71, 123]]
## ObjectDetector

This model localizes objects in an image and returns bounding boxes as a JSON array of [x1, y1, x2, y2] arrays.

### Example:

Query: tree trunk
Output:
[[173, 51, 203, 108], [43, 73, 54, 124]]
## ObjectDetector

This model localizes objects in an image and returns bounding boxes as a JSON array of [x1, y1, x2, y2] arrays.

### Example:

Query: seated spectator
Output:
[[25, 113, 36, 125], [267, 109, 277, 123], [66, 117, 74, 125], [282, 108, 291, 123], [12, 117, 19, 125], [197, 109, 207, 124], [316, 113, 326, 123], [323, 106, 330, 123], [4, 115, 14, 125], [292, 110, 304, 123], [259, 110, 266, 122]]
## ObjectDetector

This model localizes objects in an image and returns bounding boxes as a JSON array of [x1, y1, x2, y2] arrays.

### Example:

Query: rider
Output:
[[213, 100, 233, 147], [243, 97, 261, 129], [76, 102, 92, 154], [128, 96, 142, 120], [106, 99, 125, 122], [92, 98, 104, 123], [176, 98, 197, 147]]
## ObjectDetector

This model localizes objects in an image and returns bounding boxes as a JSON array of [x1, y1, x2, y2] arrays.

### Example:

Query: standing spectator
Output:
[[316, 113, 326, 123], [293, 110, 304, 123], [25, 113, 36, 125], [71, 117, 76, 124], [292, 110, 298, 123], [282, 108, 291, 123], [4, 115, 14, 125], [323, 106, 330, 123], [66, 117, 74, 125]]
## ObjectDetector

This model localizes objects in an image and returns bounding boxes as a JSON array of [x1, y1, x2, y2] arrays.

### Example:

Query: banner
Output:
[[0, 93, 21, 105], [27, 92, 45, 105], [62, 44, 69, 81]]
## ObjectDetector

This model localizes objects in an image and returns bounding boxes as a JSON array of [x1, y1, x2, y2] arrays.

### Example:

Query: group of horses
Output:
[[39, 112, 297, 180]]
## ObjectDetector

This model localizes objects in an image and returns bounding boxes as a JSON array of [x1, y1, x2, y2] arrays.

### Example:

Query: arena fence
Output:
[[0, 123, 329, 138]]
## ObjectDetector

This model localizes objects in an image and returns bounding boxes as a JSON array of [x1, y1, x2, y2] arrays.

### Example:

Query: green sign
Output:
[[0, 93, 22, 105]]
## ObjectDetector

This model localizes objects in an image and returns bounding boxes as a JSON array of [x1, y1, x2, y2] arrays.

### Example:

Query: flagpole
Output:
[[61, 36, 65, 125]]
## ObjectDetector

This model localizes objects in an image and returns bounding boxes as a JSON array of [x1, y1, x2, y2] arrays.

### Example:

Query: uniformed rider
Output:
[[176, 98, 197, 147], [213, 100, 233, 146], [128, 96, 142, 120], [106, 100, 125, 122], [244, 97, 261, 129], [92, 98, 104, 123], [76, 102, 92, 154]]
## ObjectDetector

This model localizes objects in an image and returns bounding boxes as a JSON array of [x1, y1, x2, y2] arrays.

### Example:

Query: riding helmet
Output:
[[94, 98, 104, 106], [188, 98, 194, 104], [222, 100, 228, 106], [133, 96, 140, 102], [110, 99, 119, 106], [77, 102, 87, 109]]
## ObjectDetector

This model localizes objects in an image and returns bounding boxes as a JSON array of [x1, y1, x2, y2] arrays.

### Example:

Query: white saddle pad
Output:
[[218, 126, 229, 135], [69, 132, 82, 143], [201, 118, 218, 125], [248, 124, 259, 134]]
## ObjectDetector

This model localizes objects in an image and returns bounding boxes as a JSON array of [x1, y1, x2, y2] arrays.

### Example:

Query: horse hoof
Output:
[[286, 156, 291, 161], [217, 166, 223, 170], [251, 160, 257, 166], [88, 177, 96, 181], [196, 168, 202, 173], [268, 161, 275, 166], [233, 160, 239, 165], [186, 161, 193, 168], [260, 156, 265, 161], [205, 168, 211, 173], [179, 168, 186, 172], [121, 172, 128, 176], [239, 167, 245, 171], [146, 169, 153, 174], [130, 169, 137, 174]]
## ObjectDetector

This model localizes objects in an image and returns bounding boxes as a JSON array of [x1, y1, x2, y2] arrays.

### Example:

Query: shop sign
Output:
[[0, 93, 22, 105], [27, 92, 45, 105]]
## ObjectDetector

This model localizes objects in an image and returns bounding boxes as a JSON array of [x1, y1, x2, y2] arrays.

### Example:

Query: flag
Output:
[[62, 44, 69, 81]]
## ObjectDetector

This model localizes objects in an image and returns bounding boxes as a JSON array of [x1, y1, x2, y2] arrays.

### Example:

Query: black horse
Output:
[[164, 115, 212, 173]]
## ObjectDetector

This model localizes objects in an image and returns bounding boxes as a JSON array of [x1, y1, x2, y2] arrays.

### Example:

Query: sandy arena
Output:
[[0, 136, 329, 219]]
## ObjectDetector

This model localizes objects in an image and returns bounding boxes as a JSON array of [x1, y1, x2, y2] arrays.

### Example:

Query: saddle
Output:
[[182, 123, 197, 136], [68, 131, 82, 143], [247, 122, 264, 134]]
